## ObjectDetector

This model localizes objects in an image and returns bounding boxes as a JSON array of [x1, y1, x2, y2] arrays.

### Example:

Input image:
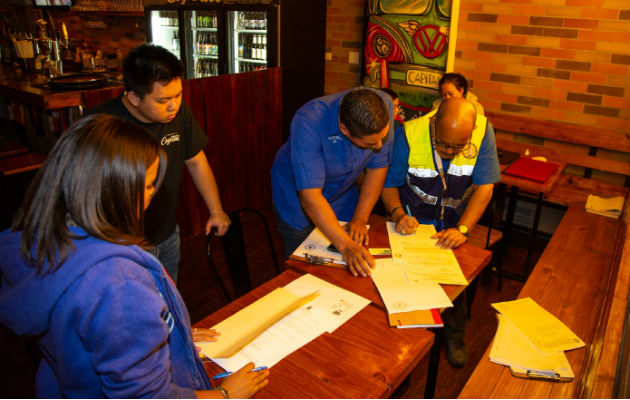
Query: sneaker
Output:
[[446, 338, 467, 367]]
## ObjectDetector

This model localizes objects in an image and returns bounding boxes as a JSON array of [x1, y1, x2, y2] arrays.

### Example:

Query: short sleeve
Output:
[[181, 103, 209, 160], [472, 122, 501, 185], [385, 125, 410, 187]]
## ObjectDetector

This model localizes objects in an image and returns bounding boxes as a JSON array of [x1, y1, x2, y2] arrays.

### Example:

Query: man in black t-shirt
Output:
[[88, 44, 230, 284]]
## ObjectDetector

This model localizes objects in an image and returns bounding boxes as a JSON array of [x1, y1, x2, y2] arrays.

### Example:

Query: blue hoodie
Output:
[[0, 227, 211, 398]]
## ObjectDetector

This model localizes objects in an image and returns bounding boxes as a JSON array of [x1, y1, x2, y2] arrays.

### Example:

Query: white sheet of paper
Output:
[[283, 273, 370, 333], [292, 223, 348, 265], [372, 258, 452, 313], [492, 297, 585, 354], [208, 274, 370, 372], [211, 305, 326, 371], [387, 222, 467, 285]]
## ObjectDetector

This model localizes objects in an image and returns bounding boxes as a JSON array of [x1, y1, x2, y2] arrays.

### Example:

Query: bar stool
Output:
[[0, 139, 29, 159], [0, 152, 46, 229]]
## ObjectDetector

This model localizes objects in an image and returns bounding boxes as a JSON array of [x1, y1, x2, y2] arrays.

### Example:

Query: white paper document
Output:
[[490, 314, 574, 379], [492, 297, 585, 354], [292, 223, 348, 265], [283, 273, 370, 333], [372, 258, 452, 313], [387, 222, 467, 285], [209, 274, 370, 372]]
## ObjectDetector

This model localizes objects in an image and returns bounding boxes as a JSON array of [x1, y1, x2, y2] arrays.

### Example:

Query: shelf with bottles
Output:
[[236, 11, 268, 31], [194, 27, 218, 32], [194, 53, 218, 59], [194, 14, 219, 29], [238, 62, 267, 73], [195, 58, 219, 77], [236, 33, 267, 62], [195, 31, 219, 57], [236, 58, 266, 64]]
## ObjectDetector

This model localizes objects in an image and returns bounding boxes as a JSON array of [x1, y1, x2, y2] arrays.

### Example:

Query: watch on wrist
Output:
[[457, 224, 469, 237], [215, 386, 230, 399]]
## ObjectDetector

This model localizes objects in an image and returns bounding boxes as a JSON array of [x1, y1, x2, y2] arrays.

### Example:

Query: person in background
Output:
[[432, 72, 485, 116], [0, 115, 269, 398], [87, 43, 230, 284], [379, 87, 405, 126], [271, 88, 395, 277], [381, 97, 500, 367]]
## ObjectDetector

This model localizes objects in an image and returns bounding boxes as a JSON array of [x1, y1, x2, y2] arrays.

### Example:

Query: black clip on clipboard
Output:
[[509, 367, 573, 382]]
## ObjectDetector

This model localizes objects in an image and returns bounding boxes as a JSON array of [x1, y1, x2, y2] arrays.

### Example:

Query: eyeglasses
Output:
[[431, 120, 478, 159]]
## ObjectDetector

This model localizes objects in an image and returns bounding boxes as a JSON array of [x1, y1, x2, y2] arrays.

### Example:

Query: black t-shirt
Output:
[[87, 95, 208, 244]]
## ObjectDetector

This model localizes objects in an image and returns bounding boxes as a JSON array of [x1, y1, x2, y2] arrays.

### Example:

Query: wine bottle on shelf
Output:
[[238, 34, 243, 58], [261, 35, 267, 61]]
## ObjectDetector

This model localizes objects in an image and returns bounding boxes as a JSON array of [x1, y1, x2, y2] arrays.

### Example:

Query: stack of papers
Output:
[[489, 298, 585, 381], [585, 194, 625, 218], [372, 258, 452, 328], [197, 274, 370, 372]]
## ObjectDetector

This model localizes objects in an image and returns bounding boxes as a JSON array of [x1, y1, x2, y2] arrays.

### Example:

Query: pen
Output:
[[212, 366, 268, 380], [405, 205, 415, 234]]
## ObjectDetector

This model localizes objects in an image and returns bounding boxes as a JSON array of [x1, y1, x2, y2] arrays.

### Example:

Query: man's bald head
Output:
[[433, 97, 477, 159]]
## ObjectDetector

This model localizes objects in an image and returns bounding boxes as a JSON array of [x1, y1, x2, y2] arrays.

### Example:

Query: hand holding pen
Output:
[[392, 205, 418, 235], [209, 363, 269, 399]]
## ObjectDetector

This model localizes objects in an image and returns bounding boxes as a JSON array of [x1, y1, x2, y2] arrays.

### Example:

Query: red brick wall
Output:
[[324, 0, 365, 94], [323, 0, 630, 133], [456, 0, 629, 133]]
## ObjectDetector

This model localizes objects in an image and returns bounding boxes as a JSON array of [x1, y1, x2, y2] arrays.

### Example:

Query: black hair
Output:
[[122, 43, 184, 99], [12, 114, 167, 274], [379, 87, 399, 101], [439, 73, 469, 97], [339, 89, 389, 138]]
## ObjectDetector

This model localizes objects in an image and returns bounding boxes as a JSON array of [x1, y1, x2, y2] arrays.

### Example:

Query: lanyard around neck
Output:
[[431, 124, 447, 222]]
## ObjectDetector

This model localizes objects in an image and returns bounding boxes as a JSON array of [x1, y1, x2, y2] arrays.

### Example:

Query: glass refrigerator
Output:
[[146, 3, 277, 79]]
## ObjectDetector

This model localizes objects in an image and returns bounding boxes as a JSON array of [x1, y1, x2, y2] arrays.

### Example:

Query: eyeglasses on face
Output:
[[431, 121, 478, 159]]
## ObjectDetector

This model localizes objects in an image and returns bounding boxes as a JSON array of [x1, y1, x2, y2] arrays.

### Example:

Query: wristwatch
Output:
[[457, 224, 469, 237], [215, 386, 230, 399]]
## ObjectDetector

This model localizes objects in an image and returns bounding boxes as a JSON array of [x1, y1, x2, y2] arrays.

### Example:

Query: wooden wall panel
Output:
[[177, 68, 283, 239]]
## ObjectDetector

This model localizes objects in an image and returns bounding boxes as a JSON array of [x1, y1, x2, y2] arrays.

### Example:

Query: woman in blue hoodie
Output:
[[0, 115, 269, 398]]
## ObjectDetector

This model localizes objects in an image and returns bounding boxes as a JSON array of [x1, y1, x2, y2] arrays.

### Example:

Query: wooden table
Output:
[[458, 202, 627, 398], [287, 214, 492, 308], [194, 269, 435, 398], [286, 214, 492, 398], [497, 160, 567, 280]]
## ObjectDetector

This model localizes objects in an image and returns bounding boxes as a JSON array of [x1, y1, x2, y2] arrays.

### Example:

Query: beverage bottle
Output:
[[261, 35, 266, 61], [238, 34, 243, 58]]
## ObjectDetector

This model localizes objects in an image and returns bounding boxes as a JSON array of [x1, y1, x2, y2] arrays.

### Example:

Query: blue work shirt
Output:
[[271, 88, 395, 230]]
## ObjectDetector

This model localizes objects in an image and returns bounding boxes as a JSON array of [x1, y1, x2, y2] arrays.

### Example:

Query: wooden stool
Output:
[[0, 139, 29, 159], [0, 152, 46, 176]]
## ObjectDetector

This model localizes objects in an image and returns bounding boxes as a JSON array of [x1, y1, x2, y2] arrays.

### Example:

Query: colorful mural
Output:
[[363, 0, 459, 119]]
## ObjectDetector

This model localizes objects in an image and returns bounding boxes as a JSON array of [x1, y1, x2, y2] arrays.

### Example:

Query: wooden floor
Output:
[[0, 203, 541, 398]]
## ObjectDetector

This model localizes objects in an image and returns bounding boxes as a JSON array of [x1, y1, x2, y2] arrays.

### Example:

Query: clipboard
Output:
[[509, 366, 573, 382]]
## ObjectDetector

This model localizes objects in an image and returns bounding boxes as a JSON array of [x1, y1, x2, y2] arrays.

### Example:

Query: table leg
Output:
[[424, 328, 443, 399], [524, 191, 544, 275]]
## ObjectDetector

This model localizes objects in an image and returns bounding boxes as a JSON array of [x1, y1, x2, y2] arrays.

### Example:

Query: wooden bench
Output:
[[459, 198, 630, 398], [487, 112, 630, 207]]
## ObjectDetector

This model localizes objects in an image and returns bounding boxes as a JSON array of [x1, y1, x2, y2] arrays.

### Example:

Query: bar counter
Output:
[[0, 64, 123, 110]]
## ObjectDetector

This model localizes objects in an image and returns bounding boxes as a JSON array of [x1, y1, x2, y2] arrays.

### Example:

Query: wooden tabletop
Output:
[[195, 269, 435, 398], [458, 203, 625, 398], [287, 214, 492, 306]]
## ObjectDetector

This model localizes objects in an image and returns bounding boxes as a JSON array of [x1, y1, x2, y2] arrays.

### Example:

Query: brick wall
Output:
[[51, 11, 146, 57], [457, 0, 629, 133], [323, 0, 630, 134], [324, 0, 365, 94]]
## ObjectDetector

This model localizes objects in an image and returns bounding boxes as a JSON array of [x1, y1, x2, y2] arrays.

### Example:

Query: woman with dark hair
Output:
[[432, 72, 485, 116], [0, 115, 268, 398]]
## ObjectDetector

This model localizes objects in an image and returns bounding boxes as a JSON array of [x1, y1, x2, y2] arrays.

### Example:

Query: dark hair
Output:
[[379, 87, 399, 102], [123, 43, 184, 99], [12, 114, 167, 274], [439, 73, 468, 97], [339, 89, 389, 137]]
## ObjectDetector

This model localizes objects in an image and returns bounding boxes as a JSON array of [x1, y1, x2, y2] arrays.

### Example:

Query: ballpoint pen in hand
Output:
[[212, 366, 268, 380], [405, 205, 416, 234]]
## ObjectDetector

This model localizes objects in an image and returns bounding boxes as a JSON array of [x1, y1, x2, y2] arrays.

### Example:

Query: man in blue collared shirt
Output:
[[271, 88, 394, 277]]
